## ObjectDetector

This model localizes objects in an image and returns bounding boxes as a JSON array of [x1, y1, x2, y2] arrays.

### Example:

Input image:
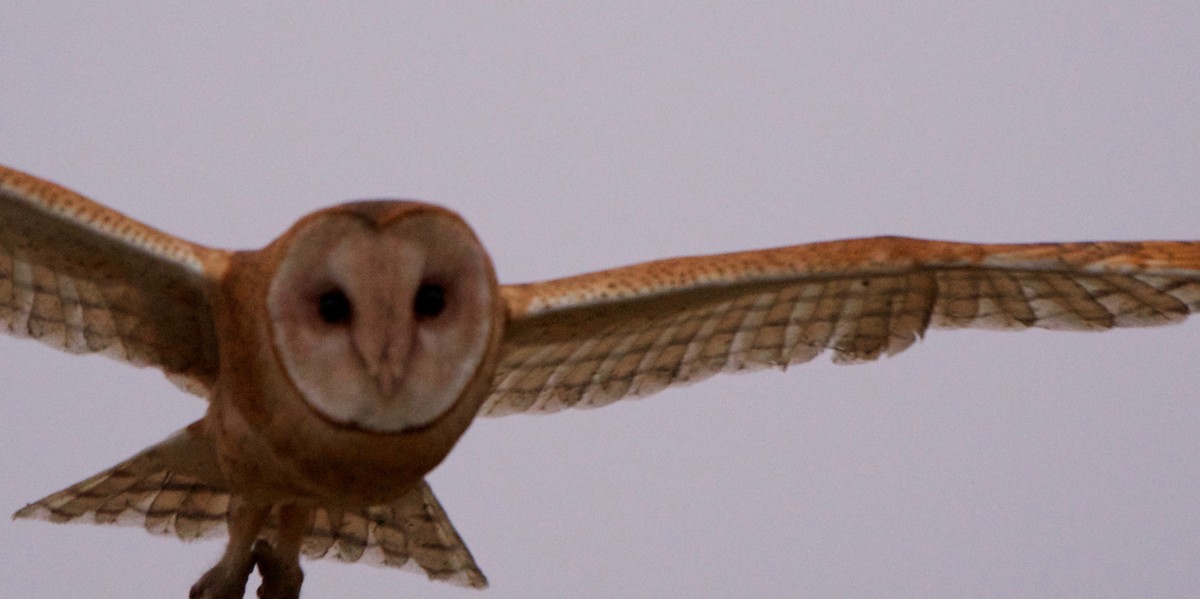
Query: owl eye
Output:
[[317, 289, 353, 324], [414, 283, 446, 318]]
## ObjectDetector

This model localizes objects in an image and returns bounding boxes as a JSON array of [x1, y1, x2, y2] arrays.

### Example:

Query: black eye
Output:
[[414, 283, 446, 318], [317, 289, 352, 324]]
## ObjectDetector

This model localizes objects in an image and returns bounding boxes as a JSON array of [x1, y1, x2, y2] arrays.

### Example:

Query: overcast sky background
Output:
[[2, 3, 1200, 598]]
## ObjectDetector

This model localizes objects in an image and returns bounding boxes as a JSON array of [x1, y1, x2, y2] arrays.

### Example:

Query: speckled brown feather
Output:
[[2, 166, 501, 594], [292, 481, 487, 588], [14, 420, 227, 534], [15, 447, 486, 587], [485, 237, 1200, 414], [0, 165, 227, 395], [9, 161, 1200, 595]]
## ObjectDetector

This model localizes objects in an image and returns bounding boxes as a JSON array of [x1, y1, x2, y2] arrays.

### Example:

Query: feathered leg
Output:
[[189, 497, 270, 599], [253, 503, 311, 599]]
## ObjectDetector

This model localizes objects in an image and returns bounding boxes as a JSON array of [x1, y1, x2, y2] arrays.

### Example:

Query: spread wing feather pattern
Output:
[[485, 237, 1200, 415], [15, 452, 486, 588], [0, 165, 224, 395]]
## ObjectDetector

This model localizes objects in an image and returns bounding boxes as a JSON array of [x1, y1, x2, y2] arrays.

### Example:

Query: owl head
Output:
[[264, 201, 500, 433]]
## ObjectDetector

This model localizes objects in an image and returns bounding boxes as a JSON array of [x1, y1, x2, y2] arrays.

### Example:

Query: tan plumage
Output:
[[0, 167, 222, 394], [487, 238, 1200, 414], [4, 163, 1200, 597]]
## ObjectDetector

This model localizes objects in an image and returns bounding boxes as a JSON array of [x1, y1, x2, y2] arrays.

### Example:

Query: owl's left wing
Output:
[[482, 236, 1200, 416], [0, 165, 227, 395], [17, 426, 487, 588]]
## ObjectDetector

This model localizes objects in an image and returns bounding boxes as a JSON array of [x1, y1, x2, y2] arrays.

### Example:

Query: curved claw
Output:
[[253, 539, 304, 599], [189, 557, 254, 599]]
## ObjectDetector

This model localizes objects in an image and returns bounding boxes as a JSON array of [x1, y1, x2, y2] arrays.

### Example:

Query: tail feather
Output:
[[289, 481, 487, 588], [13, 423, 487, 588], [14, 426, 232, 540]]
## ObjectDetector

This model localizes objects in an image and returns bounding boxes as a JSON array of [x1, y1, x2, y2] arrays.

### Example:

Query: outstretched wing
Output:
[[17, 437, 488, 589], [294, 482, 487, 588], [13, 422, 228, 536], [0, 164, 226, 395], [483, 236, 1200, 415]]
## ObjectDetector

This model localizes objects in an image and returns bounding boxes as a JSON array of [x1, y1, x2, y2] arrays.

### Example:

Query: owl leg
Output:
[[189, 497, 270, 599], [252, 503, 311, 599]]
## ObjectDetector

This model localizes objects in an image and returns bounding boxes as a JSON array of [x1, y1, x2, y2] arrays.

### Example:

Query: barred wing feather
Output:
[[0, 165, 224, 396], [15, 466, 485, 588], [484, 237, 1200, 415]]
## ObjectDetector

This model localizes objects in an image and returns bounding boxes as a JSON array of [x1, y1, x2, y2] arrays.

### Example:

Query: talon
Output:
[[252, 539, 277, 577], [188, 557, 254, 599], [254, 538, 304, 599]]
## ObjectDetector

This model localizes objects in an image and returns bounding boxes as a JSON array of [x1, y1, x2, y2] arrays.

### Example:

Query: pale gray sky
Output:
[[2, 3, 1200, 598]]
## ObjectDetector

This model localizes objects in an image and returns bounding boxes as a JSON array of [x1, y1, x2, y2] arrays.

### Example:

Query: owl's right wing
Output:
[[484, 236, 1200, 416], [15, 426, 487, 588], [0, 164, 227, 396]]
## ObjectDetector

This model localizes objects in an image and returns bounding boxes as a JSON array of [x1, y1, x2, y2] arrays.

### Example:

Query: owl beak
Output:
[[352, 317, 413, 398]]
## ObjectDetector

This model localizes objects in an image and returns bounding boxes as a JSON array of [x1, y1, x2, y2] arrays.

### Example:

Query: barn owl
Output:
[[4, 163, 1200, 598]]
